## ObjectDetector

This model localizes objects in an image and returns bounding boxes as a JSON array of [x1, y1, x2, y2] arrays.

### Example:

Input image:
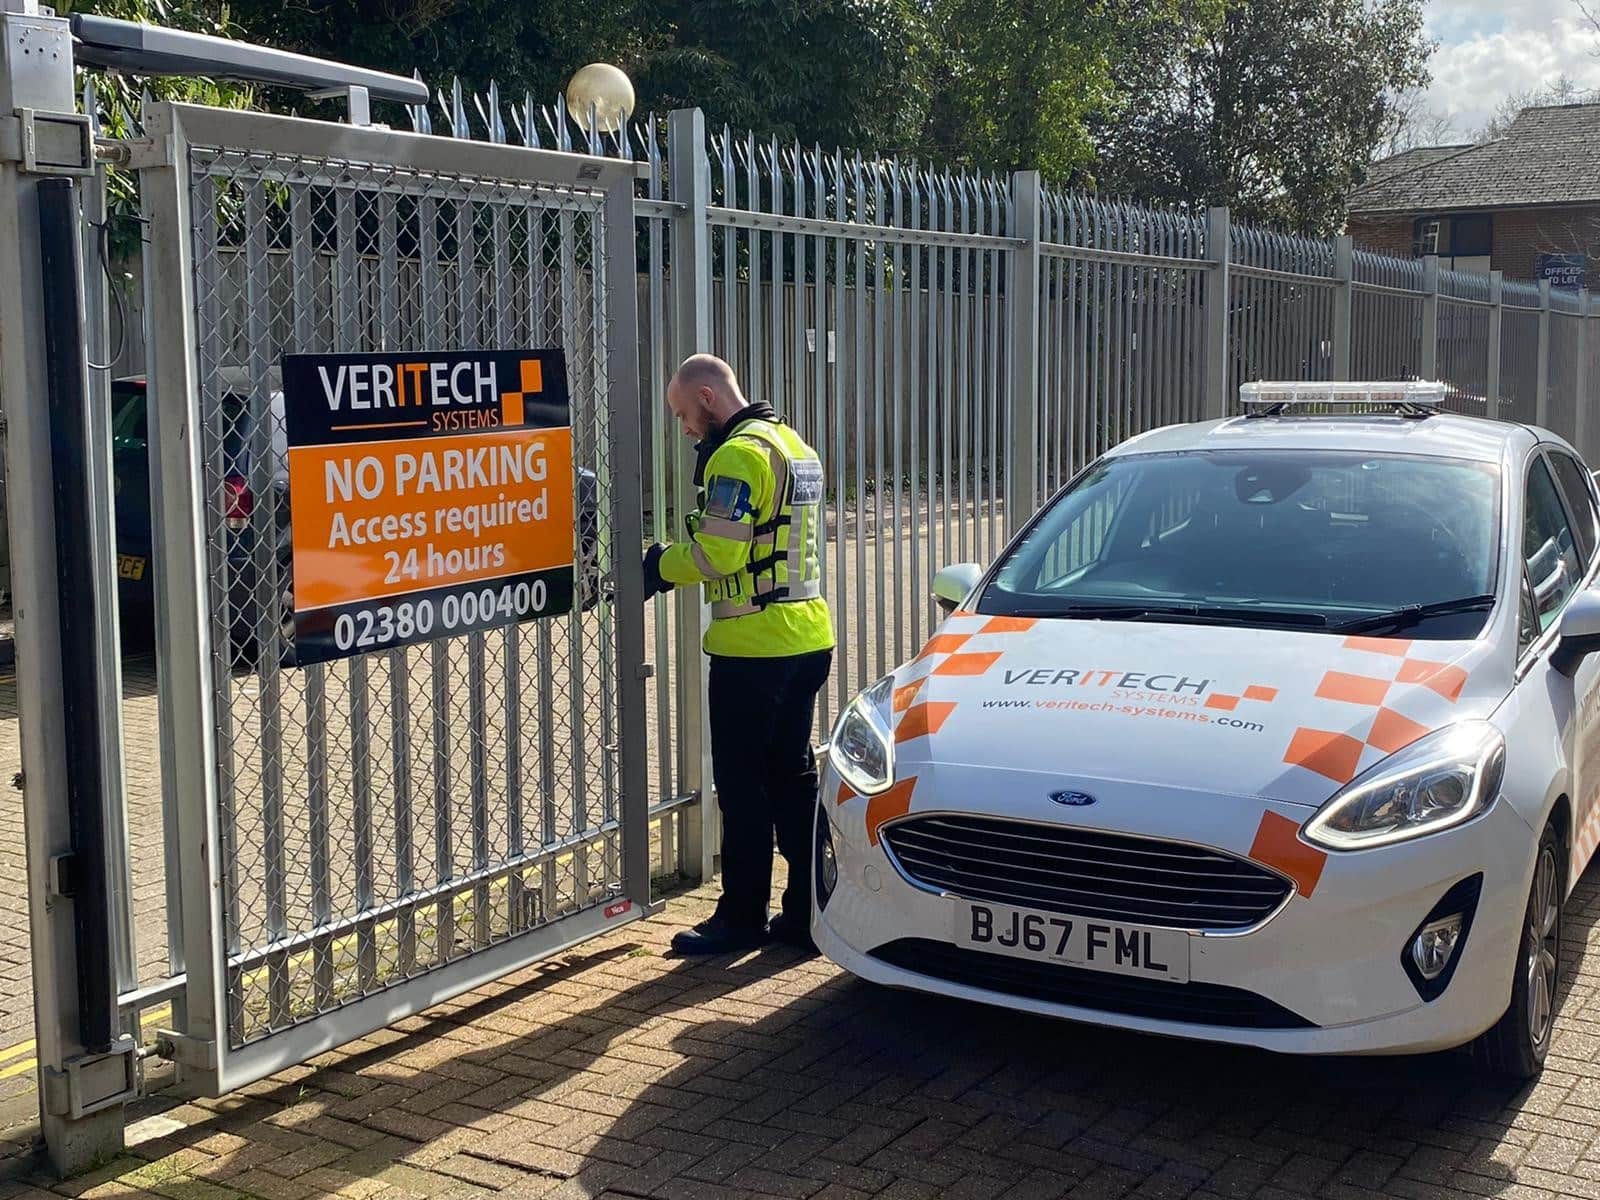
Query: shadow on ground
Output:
[[7, 858, 1596, 1200]]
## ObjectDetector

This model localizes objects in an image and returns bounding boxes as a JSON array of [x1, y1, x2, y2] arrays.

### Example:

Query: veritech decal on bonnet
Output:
[[829, 610, 1501, 819]]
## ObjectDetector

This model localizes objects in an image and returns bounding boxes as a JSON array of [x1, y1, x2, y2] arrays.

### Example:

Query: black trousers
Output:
[[708, 649, 833, 930]]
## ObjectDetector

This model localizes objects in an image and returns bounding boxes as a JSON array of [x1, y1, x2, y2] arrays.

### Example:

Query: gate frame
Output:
[[135, 99, 655, 1097]]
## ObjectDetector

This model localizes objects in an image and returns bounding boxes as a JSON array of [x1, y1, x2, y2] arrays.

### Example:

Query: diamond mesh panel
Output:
[[186, 145, 623, 1049]]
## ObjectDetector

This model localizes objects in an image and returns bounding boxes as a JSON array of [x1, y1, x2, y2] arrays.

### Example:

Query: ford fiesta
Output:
[[814, 381, 1600, 1079]]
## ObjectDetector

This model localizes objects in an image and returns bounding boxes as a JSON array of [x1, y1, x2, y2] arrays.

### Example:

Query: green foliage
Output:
[[918, 0, 1170, 180], [1091, 0, 1432, 235], [218, 0, 926, 154], [71, 0, 1434, 241], [65, 0, 255, 256]]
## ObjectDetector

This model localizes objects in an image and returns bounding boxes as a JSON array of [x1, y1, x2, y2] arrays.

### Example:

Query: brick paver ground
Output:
[[0, 863, 1593, 1199]]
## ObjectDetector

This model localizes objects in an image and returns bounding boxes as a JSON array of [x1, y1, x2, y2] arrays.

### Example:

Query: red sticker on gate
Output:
[[604, 900, 633, 919]]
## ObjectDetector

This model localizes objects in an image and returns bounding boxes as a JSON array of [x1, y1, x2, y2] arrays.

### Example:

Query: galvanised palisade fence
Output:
[[85, 80, 1600, 1054]]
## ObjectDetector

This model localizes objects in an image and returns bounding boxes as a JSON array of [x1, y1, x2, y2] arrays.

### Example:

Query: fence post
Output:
[[1007, 170, 1041, 536], [1538, 278, 1552, 428], [1420, 254, 1440, 380], [1332, 235, 1353, 380], [1204, 206, 1230, 419], [666, 109, 717, 882], [1578, 288, 1591, 457], [1487, 270, 1503, 415]]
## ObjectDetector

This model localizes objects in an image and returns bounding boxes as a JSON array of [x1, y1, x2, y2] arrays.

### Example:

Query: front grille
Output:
[[870, 939, 1314, 1030], [881, 814, 1291, 931]]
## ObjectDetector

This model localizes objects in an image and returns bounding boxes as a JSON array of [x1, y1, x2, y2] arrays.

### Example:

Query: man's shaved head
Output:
[[666, 353, 748, 440]]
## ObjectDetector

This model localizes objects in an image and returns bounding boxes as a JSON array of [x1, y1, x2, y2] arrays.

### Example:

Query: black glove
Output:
[[642, 542, 672, 597]]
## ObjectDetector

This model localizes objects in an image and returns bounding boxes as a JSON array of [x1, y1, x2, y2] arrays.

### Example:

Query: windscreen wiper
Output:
[[1331, 593, 1496, 635], [1019, 602, 1329, 628]]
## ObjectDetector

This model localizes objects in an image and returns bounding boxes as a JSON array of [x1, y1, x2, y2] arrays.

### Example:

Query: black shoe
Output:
[[767, 911, 818, 954], [670, 914, 768, 956]]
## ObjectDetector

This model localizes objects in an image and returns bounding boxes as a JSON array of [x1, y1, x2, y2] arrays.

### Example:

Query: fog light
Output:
[[1411, 914, 1463, 980], [1401, 873, 1481, 1001], [815, 806, 838, 911]]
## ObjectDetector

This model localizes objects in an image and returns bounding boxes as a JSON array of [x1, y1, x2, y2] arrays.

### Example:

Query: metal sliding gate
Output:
[[137, 102, 652, 1095]]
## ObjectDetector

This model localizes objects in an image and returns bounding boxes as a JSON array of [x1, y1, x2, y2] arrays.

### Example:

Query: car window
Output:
[[982, 449, 1501, 636], [1031, 465, 1131, 588], [1547, 449, 1598, 566], [1518, 574, 1540, 656], [110, 383, 146, 449], [1524, 455, 1584, 633]]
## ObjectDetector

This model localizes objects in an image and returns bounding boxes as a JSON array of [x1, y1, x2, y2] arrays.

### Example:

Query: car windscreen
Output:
[[978, 449, 1502, 637]]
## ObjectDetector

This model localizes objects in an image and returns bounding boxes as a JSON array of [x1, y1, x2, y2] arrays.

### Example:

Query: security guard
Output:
[[643, 354, 835, 955]]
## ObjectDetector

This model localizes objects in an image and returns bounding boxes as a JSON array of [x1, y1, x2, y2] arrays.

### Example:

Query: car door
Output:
[[1542, 446, 1600, 874], [1517, 447, 1600, 888]]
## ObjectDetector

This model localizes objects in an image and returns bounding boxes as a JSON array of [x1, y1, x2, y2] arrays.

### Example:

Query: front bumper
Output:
[[812, 761, 1532, 1056]]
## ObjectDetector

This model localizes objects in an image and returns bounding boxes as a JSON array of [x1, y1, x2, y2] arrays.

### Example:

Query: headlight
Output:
[[829, 676, 895, 795], [1301, 721, 1505, 851]]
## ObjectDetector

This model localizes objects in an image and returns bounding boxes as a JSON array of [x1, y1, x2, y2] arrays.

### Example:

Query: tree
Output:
[[1091, 0, 1432, 235], [1380, 85, 1459, 157], [219, 0, 927, 155], [915, 0, 1175, 180], [1476, 75, 1599, 143]]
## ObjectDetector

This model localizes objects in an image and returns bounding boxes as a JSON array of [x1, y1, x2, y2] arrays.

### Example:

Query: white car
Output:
[[814, 381, 1600, 1079]]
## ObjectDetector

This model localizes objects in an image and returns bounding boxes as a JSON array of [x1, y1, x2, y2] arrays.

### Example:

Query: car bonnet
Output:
[[876, 610, 1508, 809]]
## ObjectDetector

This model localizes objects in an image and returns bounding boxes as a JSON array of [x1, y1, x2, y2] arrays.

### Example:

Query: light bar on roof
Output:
[[1238, 380, 1447, 408]]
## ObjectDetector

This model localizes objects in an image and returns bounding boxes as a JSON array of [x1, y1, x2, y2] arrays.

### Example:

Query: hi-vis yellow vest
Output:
[[659, 416, 835, 658]]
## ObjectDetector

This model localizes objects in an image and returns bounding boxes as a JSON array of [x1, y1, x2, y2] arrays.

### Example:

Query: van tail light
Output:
[[224, 474, 254, 531]]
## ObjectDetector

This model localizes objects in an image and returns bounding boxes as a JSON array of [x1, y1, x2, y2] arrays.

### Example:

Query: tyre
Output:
[[1473, 820, 1563, 1080]]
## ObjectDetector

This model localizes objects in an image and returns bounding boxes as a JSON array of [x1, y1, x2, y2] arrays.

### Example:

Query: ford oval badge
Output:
[[1050, 790, 1096, 807]]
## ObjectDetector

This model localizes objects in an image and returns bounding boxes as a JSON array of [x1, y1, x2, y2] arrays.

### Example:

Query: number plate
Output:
[[954, 900, 1190, 983]]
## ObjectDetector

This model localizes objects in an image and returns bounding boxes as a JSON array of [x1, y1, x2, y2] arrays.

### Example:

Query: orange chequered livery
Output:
[[886, 615, 1037, 744], [1283, 637, 1470, 785]]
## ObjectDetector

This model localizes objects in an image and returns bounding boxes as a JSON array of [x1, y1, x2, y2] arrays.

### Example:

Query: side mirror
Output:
[[933, 562, 983, 616], [1552, 589, 1600, 676]]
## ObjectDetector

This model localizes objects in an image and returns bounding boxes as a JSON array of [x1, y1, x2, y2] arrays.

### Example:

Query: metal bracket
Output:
[[39, 1037, 139, 1118], [154, 1029, 217, 1071], [125, 134, 174, 171], [47, 851, 75, 899], [308, 83, 371, 128], [9, 108, 94, 174]]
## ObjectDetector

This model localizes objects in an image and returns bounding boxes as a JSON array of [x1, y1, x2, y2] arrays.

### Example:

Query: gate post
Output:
[[1203, 207, 1230, 419], [666, 109, 716, 881], [1538, 279, 1552, 428], [1487, 270, 1503, 414], [1419, 254, 1440, 380], [0, 0, 135, 1172], [1332, 235, 1353, 381], [1006, 170, 1041, 536]]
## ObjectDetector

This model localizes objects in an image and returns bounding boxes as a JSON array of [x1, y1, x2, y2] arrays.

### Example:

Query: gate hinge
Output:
[[636, 662, 654, 680], [0, 109, 95, 175], [154, 1029, 217, 1071], [40, 1037, 139, 1118]]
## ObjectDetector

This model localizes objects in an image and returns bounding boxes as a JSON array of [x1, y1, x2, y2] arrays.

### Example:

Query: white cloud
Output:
[[1423, 1, 1600, 136]]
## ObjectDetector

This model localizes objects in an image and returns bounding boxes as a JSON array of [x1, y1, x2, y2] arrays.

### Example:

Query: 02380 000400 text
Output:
[[332, 578, 550, 653]]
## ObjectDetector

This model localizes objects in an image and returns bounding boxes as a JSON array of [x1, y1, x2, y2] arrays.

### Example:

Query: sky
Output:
[[1424, 0, 1600, 137]]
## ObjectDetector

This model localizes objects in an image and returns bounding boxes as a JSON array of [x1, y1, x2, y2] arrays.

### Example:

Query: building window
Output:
[[1452, 214, 1492, 256], [1411, 213, 1492, 258]]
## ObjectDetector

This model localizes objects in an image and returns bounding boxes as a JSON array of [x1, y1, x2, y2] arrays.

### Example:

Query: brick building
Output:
[[1347, 103, 1600, 287]]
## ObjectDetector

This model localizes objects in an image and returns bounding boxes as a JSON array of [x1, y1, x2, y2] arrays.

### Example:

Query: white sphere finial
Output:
[[565, 63, 635, 136]]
